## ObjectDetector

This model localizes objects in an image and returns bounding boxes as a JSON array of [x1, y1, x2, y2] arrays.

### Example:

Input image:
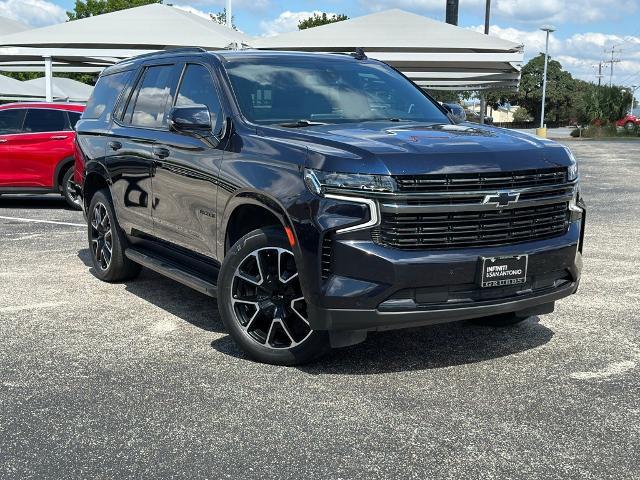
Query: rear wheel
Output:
[[87, 189, 141, 282], [61, 168, 82, 210], [218, 227, 329, 365], [625, 121, 635, 131], [471, 312, 527, 327]]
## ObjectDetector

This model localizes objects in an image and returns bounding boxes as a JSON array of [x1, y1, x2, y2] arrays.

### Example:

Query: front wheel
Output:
[[625, 121, 636, 131], [218, 227, 329, 365]]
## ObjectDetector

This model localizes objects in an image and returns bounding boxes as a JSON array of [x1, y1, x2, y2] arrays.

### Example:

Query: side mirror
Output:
[[442, 103, 467, 124], [169, 105, 212, 133]]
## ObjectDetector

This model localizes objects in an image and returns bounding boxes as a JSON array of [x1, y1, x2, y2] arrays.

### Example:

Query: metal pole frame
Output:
[[44, 55, 53, 102]]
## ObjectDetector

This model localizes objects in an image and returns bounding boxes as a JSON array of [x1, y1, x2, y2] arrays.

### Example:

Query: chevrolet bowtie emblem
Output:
[[483, 191, 520, 207]]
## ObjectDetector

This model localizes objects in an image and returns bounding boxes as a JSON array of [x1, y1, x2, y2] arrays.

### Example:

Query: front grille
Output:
[[394, 168, 567, 193], [374, 202, 570, 249]]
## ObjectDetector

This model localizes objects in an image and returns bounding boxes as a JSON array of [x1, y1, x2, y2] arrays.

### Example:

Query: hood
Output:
[[263, 121, 571, 175]]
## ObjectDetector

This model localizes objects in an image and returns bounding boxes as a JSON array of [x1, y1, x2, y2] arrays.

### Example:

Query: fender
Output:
[[219, 190, 297, 258], [53, 156, 75, 191]]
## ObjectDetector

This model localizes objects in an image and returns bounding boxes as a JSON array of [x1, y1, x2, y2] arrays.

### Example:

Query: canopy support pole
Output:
[[44, 55, 53, 102]]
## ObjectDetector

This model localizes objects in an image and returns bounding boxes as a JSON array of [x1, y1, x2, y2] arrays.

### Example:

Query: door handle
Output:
[[50, 135, 68, 140], [0, 139, 7, 144], [108, 141, 122, 151], [153, 147, 170, 159]]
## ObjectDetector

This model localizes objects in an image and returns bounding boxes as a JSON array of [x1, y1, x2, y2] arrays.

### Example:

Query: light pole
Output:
[[539, 26, 555, 131], [226, 0, 232, 29]]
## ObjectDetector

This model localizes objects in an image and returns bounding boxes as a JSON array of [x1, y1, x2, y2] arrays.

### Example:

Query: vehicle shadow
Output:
[[212, 316, 554, 373], [78, 248, 225, 334], [78, 249, 554, 373], [0, 195, 72, 210]]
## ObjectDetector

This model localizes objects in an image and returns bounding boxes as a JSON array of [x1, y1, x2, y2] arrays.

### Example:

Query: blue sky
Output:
[[2, 0, 640, 85]]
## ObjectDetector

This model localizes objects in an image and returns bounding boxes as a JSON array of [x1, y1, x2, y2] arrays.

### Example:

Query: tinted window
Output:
[[175, 64, 223, 133], [83, 70, 132, 120], [225, 57, 448, 125], [126, 65, 174, 128], [23, 109, 67, 133], [67, 111, 81, 130], [0, 109, 26, 134]]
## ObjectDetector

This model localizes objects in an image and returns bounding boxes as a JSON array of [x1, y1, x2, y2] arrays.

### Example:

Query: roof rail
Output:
[[111, 47, 208, 67]]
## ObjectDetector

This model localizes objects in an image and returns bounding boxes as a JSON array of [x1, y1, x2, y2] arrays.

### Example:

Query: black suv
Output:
[[75, 48, 585, 365]]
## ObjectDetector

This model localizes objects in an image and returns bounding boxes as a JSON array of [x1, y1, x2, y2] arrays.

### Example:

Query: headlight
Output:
[[563, 146, 579, 181], [303, 168, 395, 196]]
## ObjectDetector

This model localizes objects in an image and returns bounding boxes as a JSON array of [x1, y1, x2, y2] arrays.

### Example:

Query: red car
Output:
[[616, 114, 640, 130], [0, 102, 84, 209]]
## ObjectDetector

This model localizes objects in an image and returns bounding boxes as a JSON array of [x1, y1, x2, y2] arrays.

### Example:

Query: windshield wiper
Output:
[[278, 119, 329, 128]]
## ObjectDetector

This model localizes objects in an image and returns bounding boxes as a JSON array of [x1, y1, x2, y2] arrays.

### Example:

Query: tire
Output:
[[471, 312, 528, 327], [61, 168, 82, 210], [625, 121, 635, 131], [87, 188, 141, 282], [218, 227, 329, 365]]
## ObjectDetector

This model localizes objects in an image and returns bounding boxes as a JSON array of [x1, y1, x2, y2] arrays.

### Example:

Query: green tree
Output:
[[67, 0, 160, 21], [512, 107, 531, 123], [298, 12, 348, 30], [210, 8, 236, 30]]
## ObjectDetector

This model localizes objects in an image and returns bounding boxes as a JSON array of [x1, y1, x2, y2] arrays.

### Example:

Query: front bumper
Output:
[[304, 220, 584, 332]]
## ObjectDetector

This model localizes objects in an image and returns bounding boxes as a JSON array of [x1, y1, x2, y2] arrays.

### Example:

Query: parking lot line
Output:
[[0, 216, 85, 227]]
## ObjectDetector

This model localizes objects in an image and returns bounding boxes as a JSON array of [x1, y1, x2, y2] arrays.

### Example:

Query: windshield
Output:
[[224, 56, 449, 126]]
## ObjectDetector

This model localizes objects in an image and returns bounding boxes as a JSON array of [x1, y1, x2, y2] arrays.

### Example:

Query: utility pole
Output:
[[606, 45, 621, 87], [479, 0, 491, 125], [445, 0, 459, 25], [596, 62, 603, 86]]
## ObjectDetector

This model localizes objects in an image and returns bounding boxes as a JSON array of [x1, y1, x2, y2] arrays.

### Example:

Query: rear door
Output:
[[106, 62, 179, 236], [4, 108, 71, 188], [0, 108, 26, 187], [151, 62, 226, 256]]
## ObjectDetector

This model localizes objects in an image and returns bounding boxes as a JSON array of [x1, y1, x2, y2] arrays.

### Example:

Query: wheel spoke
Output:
[[290, 296, 310, 326], [278, 249, 298, 284], [276, 318, 296, 346]]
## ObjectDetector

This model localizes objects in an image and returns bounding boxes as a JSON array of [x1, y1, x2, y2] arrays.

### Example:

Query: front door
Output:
[[151, 62, 225, 257], [0, 108, 70, 188], [106, 63, 180, 236]]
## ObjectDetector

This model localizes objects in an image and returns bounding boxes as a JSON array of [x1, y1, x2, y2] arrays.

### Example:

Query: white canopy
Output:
[[0, 73, 44, 100], [0, 4, 248, 101], [0, 16, 30, 36], [0, 4, 249, 50], [251, 9, 523, 91], [23, 76, 93, 102]]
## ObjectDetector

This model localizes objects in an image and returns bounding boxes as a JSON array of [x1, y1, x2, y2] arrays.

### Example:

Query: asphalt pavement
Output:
[[1, 141, 639, 479]]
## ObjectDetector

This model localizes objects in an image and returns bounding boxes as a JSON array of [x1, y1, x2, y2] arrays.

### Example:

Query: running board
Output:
[[125, 248, 217, 297]]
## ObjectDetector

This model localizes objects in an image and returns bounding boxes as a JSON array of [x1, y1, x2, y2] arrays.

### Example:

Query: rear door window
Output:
[[23, 109, 67, 133], [83, 70, 133, 121], [67, 111, 81, 130], [175, 64, 223, 134], [0, 109, 26, 134], [124, 64, 175, 128]]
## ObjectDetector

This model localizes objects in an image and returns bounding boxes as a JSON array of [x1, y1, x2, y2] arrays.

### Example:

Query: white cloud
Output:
[[172, 4, 214, 20], [363, 0, 639, 25], [259, 10, 339, 37], [0, 0, 66, 27], [472, 24, 640, 84]]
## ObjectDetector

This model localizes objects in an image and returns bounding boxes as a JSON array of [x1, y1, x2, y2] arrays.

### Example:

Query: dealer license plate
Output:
[[480, 255, 528, 288]]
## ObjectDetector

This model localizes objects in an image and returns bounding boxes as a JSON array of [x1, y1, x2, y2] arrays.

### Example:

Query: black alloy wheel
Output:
[[90, 202, 113, 271], [231, 247, 311, 349]]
